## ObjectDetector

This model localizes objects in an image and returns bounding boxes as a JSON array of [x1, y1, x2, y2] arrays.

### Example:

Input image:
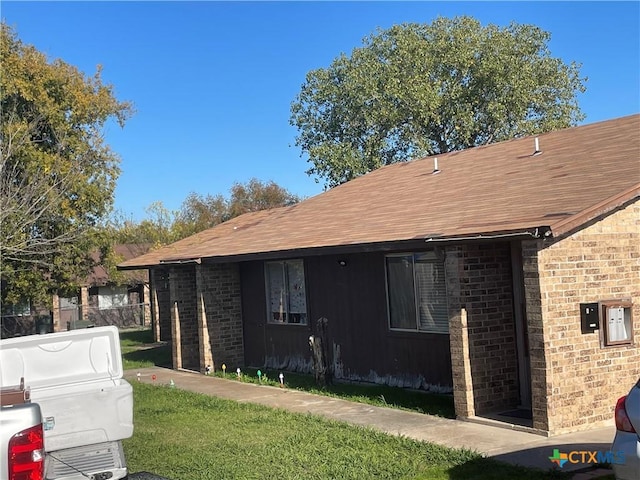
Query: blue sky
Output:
[[3, 1, 639, 221]]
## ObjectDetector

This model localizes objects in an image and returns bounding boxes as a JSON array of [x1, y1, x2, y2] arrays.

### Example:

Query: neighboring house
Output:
[[0, 295, 51, 338], [2, 244, 152, 337], [53, 244, 152, 331], [119, 114, 640, 436]]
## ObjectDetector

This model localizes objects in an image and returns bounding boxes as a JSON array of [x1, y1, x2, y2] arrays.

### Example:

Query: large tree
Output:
[[109, 179, 300, 244], [0, 24, 132, 305], [291, 16, 586, 187]]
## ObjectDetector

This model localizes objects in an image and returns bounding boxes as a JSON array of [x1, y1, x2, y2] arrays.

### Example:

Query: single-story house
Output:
[[53, 244, 152, 331], [2, 244, 151, 337], [119, 114, 640, 436]]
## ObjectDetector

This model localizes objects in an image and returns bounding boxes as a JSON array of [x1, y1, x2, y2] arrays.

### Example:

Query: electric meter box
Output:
[[580, 302, 599, 334]]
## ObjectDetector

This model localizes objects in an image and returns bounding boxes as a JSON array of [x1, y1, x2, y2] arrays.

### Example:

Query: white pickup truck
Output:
[[1, 326, 133, 480]]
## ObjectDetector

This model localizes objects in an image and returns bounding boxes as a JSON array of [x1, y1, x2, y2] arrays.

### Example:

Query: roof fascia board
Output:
[[199, 230, 544, 264], [117, 258, 201, 271], [549, 183, 640, 238]]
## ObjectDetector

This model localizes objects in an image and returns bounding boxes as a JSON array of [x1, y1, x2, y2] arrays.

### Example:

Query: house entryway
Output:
[[472, 241, 533, 430]]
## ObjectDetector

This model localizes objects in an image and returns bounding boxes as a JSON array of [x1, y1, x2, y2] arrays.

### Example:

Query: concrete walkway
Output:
[[126, 367, 615, 478]]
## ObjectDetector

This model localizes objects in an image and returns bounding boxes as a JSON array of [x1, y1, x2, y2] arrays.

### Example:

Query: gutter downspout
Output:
[[424, 227, 550, 243], [159, 258, 202, 265]]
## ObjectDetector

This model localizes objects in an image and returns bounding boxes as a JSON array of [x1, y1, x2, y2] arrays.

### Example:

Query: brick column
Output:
[[150, 270, 161, 342], [446, 247, 475, 418], [196, 264, 214, 374], [142, 283, 151, 327], [80, 286, 89, 321], [521, 239, 550, 433], [452, 308, 475, 418], [51, 293, 60, 332], [169, 267, 183, 370]]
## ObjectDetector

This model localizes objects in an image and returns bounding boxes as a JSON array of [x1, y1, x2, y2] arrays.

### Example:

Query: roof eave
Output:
[[549, 183, 640, 238], [197, 229, 548, 264]]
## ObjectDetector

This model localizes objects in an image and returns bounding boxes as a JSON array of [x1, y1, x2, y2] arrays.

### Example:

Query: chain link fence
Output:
[[1, 314, 53, 339], [59, 303, 150, 331]]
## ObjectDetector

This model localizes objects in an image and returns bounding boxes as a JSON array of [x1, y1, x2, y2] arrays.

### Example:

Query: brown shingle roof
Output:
[[90, 244, 151, 285], [119, 114, 640, 270]]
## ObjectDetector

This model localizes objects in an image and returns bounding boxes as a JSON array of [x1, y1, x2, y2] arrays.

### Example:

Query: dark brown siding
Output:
[[241, 261, 313, 370], [240, 251, 453, 390], [306, 252, 452, 389]]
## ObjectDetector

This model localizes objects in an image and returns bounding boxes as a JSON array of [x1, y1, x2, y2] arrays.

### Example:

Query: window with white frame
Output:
[[265, 259, 308, 325], [385, 251, 449, 334], [98, 286, 129, 310]]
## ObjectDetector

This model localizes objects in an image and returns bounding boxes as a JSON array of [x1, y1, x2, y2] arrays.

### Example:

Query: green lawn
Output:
[[120, 328, 172, 370], [124, 382, 569, 480], [119, 329, 454, 417], [216, 367, 457, 418]]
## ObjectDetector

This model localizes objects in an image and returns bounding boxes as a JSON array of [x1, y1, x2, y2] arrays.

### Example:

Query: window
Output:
[[600, 300, 633, 347], [2, 299, 31, 317], [385, 251, 449, 334], [265, 260, 307, 325], [59, 296, 78, 310], [98, 286, 129, 310]]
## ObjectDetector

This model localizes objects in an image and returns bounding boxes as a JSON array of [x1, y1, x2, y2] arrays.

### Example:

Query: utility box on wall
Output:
[[599, 299, 633, 347], [580, 302, 599, 334]]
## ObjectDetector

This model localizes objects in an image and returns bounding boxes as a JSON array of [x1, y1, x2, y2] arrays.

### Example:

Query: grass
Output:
[[120, 328, 171, 370], [119, 328, 454, 417], [123, 382, 570, 480], [217, 367, 456, 418]]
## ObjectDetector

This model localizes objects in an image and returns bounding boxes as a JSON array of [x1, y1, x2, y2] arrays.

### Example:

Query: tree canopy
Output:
[[109, 178, 300, 245], [0, 24, 132, 304], [290, 16, 586, 188]]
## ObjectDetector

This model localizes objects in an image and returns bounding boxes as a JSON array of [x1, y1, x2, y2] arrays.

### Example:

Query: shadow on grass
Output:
[[446, 440, 616, 479], [120, 328, 172, 369], [447, 456, 572, 480], [122, 344, 172, 369], [120, 328, 155, 346]]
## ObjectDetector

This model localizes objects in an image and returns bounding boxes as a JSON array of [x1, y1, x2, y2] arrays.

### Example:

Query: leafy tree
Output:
[[108, 178, 300, 245], [174, 178, 300, 238], [108, 202, 179, 247], [175, 179, 300, 237], [0, 24, 132, 305], [290, 16, 586, 187], [173, 193, 228, 239], [226, 178, 300, 219]]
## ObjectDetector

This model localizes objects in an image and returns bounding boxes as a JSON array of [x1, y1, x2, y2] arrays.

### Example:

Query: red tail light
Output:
[[8, 423, 44, 480], [615, 395, 636, 433]]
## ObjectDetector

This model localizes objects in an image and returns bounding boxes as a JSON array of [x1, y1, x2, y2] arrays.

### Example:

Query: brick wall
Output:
[[199, 263, 244, 371], [170, 265, 199, 371], [527, 201, 640, 435], [521, 240, 549, 432], [448, 242, 519, 416], [163, 263, 244, 374]]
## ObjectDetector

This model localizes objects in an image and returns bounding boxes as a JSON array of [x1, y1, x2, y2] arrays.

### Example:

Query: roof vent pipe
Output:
[[432, 157, 440, 174], [532, 137, 542, 156]]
